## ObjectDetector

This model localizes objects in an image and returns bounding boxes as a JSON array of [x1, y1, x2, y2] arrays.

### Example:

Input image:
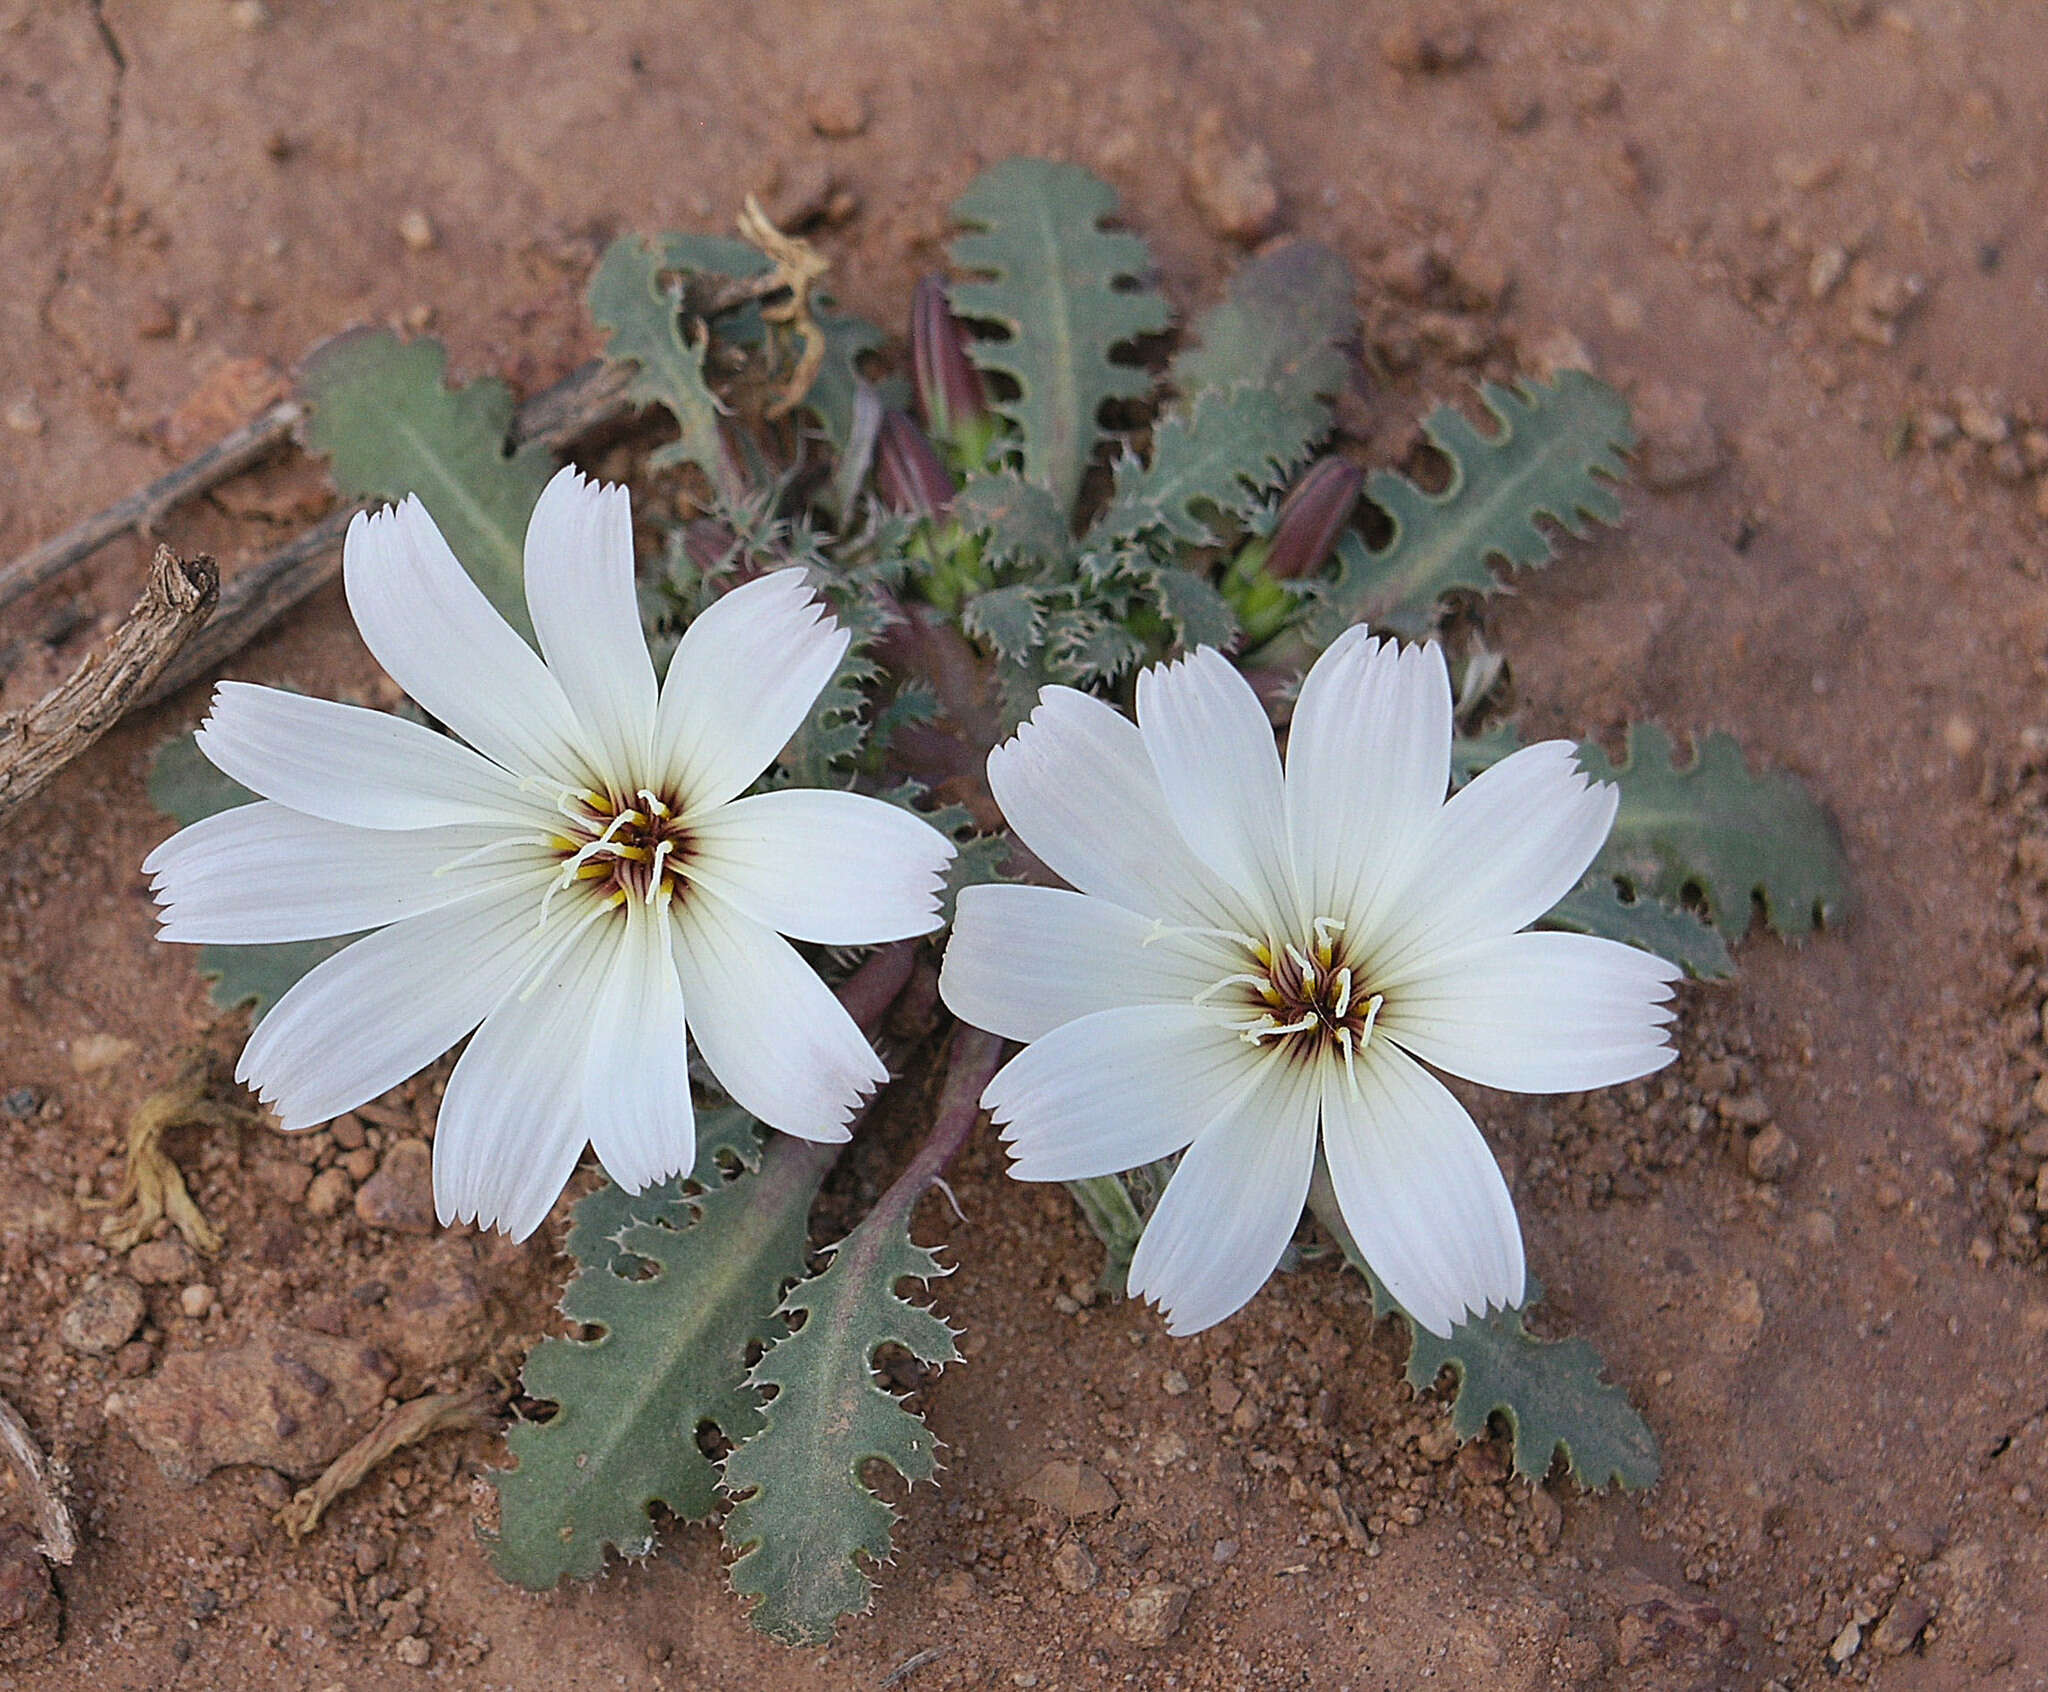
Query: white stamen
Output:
[[1359, 992, 1384, 1043], [1338, 1026, 1362, 1097], [1192, 972, 1275, 1008], [1332, 966, 1353, 1020], [637, 788, 671, 819], [646, 838, 675, 901], [1312, 915, 1347, 950], [1143, 918, 1267, 954]]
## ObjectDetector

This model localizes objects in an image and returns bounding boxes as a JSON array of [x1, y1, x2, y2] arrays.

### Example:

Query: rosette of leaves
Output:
[[138, 154, 1860, 1646]]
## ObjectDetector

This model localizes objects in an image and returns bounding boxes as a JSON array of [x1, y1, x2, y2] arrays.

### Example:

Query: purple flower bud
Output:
[[1264, 458, 1362, 579], [912, 273, 990, 445], [875, 409, 955, 516]]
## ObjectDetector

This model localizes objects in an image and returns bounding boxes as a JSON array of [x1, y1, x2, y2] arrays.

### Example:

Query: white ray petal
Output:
[[194, 683, 551, 830], [434, 911, 617, 1240], [669, 888, 885, 1141], [982, 1003, 1268, 1182], [146, 801, 554, 943], [236, 889, 556, 1132], [651, 570, 849, 814], [684, 788, 953, 946], [1135, 647, 1299, 928], [1379, 930, 1681, 1093], [1284, 628, 1453, 935], [986, 685, 1262, 933], [343, 499, 601, 793], [939, 883, 1232, 1044], [582, 899, 696, 1193], [1362, 741, 1617, 978], [523, 468, 658, 780], [1321, 1042, 1525, 1337], [1125, 1055, 1321, 1335]]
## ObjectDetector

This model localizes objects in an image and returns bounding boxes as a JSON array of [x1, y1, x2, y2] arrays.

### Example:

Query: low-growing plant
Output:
[[146, 156, 1849, 1645]]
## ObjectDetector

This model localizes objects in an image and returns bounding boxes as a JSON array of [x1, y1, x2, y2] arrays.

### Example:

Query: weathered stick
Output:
[[0, 399, 300, 615], [142, 356, 639, 708], [277, 1387, 496, 1541], [0, 1391, 75, 1565], [0, 545, 217, 822]]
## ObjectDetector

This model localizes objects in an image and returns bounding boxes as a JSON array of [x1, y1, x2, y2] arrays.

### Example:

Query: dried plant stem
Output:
[[0, 400, 299, 614], [0, 545, 217, 824], [0, 1392, 75, 1566], [277, 1388, 496, 1541], [90, 1051, 257, 1256]]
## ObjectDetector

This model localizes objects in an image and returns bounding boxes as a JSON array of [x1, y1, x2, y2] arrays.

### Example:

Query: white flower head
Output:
[[938, 630, 1679, 1336], [146, 467, 955, 1239]]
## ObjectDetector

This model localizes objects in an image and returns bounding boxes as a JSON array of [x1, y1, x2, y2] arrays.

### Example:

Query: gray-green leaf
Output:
[[587, 234, 738, 498], [1309, 1172, 1657, 1491], [721, 1218, 959, 1644], [298, 328, 552, 641], [953, 471, 1073, 570], [1169, 239, 1355, 419], [948, 159, 1172, 514], [1580, 723, 1850, 941], [490, 1137, 830, 1587], [1091, 384, 1303, 548], [1310, 371, 1634, 641], [1542, 877, 1735, 981]]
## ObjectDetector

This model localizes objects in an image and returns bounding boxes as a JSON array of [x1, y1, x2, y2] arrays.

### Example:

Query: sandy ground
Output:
[[4, 2, 2048, 1687]]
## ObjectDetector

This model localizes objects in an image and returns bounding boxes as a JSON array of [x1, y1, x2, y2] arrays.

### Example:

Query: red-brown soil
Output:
[[4, 3, 2048, 1688]]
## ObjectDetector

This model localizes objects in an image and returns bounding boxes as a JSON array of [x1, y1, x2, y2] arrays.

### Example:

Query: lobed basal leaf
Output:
[[587, 234, 740, 500], [1579, 723, 1850, 941], [1168, 239, 1357, 417], [952, 470, 1073, 571], [1091, 384, 1305, 550], [1543, 876, 1735, 982], [298, 328, 553, 640], [1309, 1171, 1657, 1492], [721, 1219, 960, 1645], [1303, 370, 1635, 643], [948, 159, 1172, 515], [489, 1135, 829, 1588]]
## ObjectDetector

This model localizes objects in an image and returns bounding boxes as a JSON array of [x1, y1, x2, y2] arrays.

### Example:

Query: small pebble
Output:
[[180, 1283, 216, 1319], [1115, 1581, 1192, 1647], [304, 1167, 353, 1220], [1, 1087, 41, 1119], [1746, 1123, 1800, 1182], [60, 1277, 147, 1355], [1161, 1369, 1188, 1397], [1185, 110, 1280, 244], [394, 1635, 431, 1668], [1050, 1539, 1098, 1594], [4, 396, 45, 437], [397, 210, 437, 252]]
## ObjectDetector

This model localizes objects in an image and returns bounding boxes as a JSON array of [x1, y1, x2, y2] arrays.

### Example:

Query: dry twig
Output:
[[90, 1050, 257, 1256], [0, 545, 216, 824], [276, 1388, 497, 1540], [0, 1393, 75, 1566], [0, 400, 298, 614]]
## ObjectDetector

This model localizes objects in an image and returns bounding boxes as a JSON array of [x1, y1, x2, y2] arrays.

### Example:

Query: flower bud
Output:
[[912, 273, 991, 448], [1263, 458, 1362, 579], [875, 409, 955, 516]]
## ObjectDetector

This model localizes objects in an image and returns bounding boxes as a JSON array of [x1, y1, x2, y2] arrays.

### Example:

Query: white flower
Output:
[[146, 467, 955, 1239], [938, 630, 1679, 1336]]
